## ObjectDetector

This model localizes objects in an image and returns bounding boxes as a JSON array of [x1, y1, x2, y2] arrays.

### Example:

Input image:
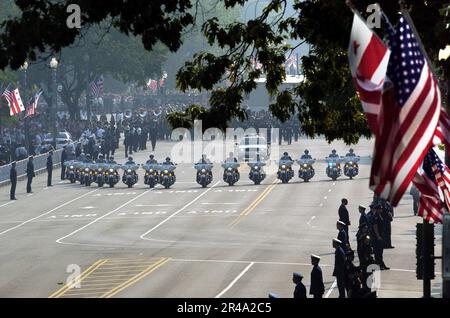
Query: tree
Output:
[[1, 0, 450, 143]]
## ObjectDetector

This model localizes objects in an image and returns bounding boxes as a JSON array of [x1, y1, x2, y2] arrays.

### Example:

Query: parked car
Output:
[[43, 131, 73, 149]]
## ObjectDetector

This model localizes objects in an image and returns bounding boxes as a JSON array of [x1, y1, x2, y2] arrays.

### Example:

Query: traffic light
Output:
[[416, 222, 435, 280]]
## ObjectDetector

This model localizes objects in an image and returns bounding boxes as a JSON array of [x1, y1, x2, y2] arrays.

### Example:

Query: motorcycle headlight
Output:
[[70, 165, 74, 169], [149, 169, 154, 172], [109, 169, 113, 172], [281, 165, 286, 169], [89, 172, 92, 174], [303, 164, 307, 167], [227, 167, 232, 171], [349, 161, 353, 165], [328, 163, 333, 167], [169, 173, 172, 176], [85, 168, 89, 172], [255, 166, 259, 170], [201, 169, 206, 173], [127, 169, 132, 173], [99, 168, 102, 171]]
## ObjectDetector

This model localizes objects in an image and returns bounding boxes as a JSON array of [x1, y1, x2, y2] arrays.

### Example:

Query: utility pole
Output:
[[49, 57, 58, 148], [20, 61, 29, 152]]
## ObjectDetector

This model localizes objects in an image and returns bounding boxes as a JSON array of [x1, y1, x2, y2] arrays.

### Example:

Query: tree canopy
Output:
[[1, 0, 450, 143]]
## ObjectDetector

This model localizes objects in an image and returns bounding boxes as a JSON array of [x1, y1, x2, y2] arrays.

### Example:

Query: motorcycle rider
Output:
[[107, 156, 117, 164], [345, 148, 357, 157], [96, 154, 106, 163], [146, 154, 158, 165], [125, 156, 136, 165], [223, 152, 239, 182], [300, 150, 312, 159], [329, 149, 339, 158], [163, 156, 175, 166], [281, 152, 293, 161]]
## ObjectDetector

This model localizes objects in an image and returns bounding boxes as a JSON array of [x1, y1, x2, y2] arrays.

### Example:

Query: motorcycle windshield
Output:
[[297, 159, 315, 165], [248, 162, 266, 169], [120, 164, 140, 171], [278, 159, 294, 167], [194, 163, 213, 171], [64, 160, 79, 167], [343, 156, 360, 163], [159, 164, 176, 172], [142, 163, 159, 170], [221, 162, 240, 169], [325, 157, 342, 164]]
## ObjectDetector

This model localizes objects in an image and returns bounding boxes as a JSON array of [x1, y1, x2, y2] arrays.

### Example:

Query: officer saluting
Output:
[[10, 161, 17, 200], [310, 254, 325, 298], [26, 156, 35, 193], [46, 150, 53, 186], [292, 272, 307, 299]]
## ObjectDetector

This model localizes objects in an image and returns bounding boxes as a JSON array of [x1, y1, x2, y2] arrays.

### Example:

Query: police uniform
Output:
[[293, 272, 307, 299], [46, 151, 53, 186], [10, 162, 17, 200], [333, 238, 347, 298], [26, 157, 35, 193], [337, 221, 351, 252], [310, 255, 325, 298]]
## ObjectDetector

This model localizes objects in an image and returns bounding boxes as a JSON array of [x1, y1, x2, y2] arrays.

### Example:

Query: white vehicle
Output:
[[237, 135, 268, 162], [43, 131, 73, 149]]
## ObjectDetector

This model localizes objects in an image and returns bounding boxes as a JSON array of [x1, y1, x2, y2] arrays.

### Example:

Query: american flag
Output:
[[423, 148, 450, 211], [370, 14, 441, 206], [24, 89, 43, 118], [1, 86, 25, 116], [348, 13, 390, 136], [90, 75, 104, 98]]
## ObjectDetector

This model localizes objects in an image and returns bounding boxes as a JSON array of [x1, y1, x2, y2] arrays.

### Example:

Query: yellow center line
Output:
[[48, 259, 109, 298], [101, 257, 170, 298], [229, 179, 279, 228]]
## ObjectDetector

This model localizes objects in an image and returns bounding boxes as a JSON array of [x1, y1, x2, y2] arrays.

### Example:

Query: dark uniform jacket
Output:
[[26, 161, 35, 178], [46, 155, 53, 171], [293, 282, 307, 299], [338, 229, 350, 251], [338, 204, 350, 225], [10, 166, 17, 182], [333, 246, 346, 277], [310, 265, 325, 296]]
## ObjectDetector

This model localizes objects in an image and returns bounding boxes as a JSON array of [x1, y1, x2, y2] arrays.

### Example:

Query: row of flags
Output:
[[90, 75, 104, 98], [0, 84, 42, 118], [348, 7, 450, 223]]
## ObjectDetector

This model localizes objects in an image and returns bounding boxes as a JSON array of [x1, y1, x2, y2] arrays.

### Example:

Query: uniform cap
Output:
[[359, 205, 366, 210], [293, 272, 303, 279], [311, 254, 321, 261]]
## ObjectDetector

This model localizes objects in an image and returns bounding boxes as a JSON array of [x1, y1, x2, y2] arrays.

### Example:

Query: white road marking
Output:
[[332, 182, 336, 186], [319, 203, 323, 207], [215, 262, 255, 298], [306, 216, 316, 228], [58, 181, 65, 184], [140, 182, 220, 239], [0, 189, 99, 237], [325, 280, 337, 298], [27, 194, 33, 197], [323, 196, 327, 200], [0, 201, 15, 208], [56, 188, 154, 244], [80, 206, 95, 210], [201, 202, 237, 205], [135, 204, 172, 207], [328, 189, 331, 192]]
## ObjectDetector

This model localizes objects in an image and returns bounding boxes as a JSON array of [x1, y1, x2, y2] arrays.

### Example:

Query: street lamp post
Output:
[[49, 57, 58, 148], [20, 61, 29, 152], [84, 54, 91, 121]]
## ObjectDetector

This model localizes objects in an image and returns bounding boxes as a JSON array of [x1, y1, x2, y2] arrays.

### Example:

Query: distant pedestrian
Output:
[[47, 150, 53, 186], [292, 272, 307, 299], [332, 238, 347, 298], [309, 254, 325, 298], [61, 146, 67, 180], [410, 185, 419, 216], [26, 156, 35, 193], [10, 161, 17, 200], [338, 198, 350, 234]]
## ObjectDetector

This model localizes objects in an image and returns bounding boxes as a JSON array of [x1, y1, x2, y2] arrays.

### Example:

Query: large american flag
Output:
[[423, 148, 450, 210], [370, 14, 441, 206], [24, 89, 43, 118], [348, 14, 391, 136], [90, 75, 104, 98]]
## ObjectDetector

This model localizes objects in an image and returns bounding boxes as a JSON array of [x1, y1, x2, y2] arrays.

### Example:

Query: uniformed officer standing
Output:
[[332, 238, 347, 298], [10, 161, 17, 200], [338, 198, 351, 234], [337, 221, 351, 252], [26, 156, 35, 193], [371, 202, 390, 270], [47, 150, 53, 187], [310, 254, 325, 298], [292, 272, 307, 299], [60, 146, 67, 180]]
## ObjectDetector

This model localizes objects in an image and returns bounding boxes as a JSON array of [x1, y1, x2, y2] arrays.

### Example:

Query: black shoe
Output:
[[10, 198, 17, 200], [47, 185, 53, 187], [380, 265, 390, 270], [386, 246, 395, 249]]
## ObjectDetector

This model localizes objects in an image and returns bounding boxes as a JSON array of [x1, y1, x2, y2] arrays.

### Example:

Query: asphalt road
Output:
[[0, 137, 443, 298]]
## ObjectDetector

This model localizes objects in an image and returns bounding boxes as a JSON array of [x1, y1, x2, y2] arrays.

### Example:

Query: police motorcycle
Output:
[[325, 157, 342, 181], [195, 162, 213, 188], [248, 160, 266, 185], [277, 159, 294, 184], [343, 156, 360, 179], [80, 163, 95, 186], [92, 163, 107, 187], [121, 159, 139, 188], [297, 158, 316, 182], [142, 163, 160, 188], [104, 162, 121, 188], [222, 162, 240, 186], [64, 160, 80, 183], [159, 159, 176, 189]]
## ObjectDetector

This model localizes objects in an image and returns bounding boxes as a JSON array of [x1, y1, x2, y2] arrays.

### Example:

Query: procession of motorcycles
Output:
[[62, 146, 360, 188]]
